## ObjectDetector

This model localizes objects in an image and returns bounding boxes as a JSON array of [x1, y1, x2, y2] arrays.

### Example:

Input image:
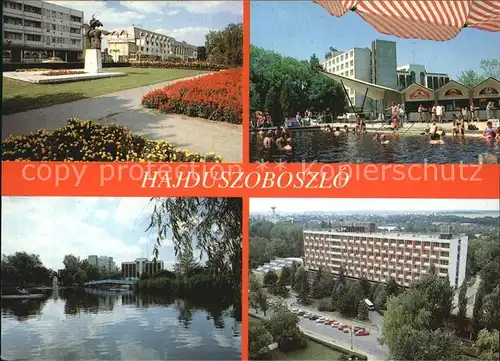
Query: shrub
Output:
[[41, 70, 86, 76], [142, 68, 242, 124], [2, 118, 223, 162], [317, 297, 335, 312], [131, 60, 227, 71], [15, 68, 51, 72]]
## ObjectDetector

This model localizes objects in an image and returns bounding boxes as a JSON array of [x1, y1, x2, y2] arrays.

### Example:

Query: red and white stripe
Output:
[[314, 0, 500, 41]]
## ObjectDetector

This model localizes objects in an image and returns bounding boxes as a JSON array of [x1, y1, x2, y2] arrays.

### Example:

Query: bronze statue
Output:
[[83, 15, 111, 50]]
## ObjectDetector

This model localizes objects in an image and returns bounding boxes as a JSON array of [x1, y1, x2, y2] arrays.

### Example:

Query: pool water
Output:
[[250, 131, 500, 164]]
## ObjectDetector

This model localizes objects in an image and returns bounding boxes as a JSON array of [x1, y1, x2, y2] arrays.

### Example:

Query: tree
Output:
[[309, 53, 322, 71], [385, 277, 400, 297], [475, 329, 500, 361], [480, 58, 500, 79], [457, 70, 486, 88], [266, 310, 307, 351], [295, 267, 310, 304], [311, 268, 324, 299], [250, 274, 269, 316], [196, 46, 206, 61], [374, 287, 388, 311], [358, 276, 371, 299], [471, 286, 485, 339], [265, 86, 282, 125], [280, 266, 292, 285], [357, 299, 369, 320], [174, 249, 199, 277], [456, 280, 468, 337], [290, 261, 298, 289], [249, 320, 274, 360], [390, 327, 462, 361], [205, 23, 242, 66], [481, 284, 500, 331], [148, 198, 241, 301], [263, 270, 279, 287]]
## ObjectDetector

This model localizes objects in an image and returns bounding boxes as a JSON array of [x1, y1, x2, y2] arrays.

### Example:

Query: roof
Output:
[[319, 71, 401, 102]]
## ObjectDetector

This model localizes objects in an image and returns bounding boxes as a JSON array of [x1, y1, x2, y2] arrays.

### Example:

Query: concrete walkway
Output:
[[2, 74, 242, 162]]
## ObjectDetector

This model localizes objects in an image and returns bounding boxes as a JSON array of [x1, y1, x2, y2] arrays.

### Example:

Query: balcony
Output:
[[4, 38, 24, 46], [3, 7, 23, 16], [24, 11, 42, 20], [25, 40, 42, 46], [405, 252, 411, 256], [3, 22, 23, 31]]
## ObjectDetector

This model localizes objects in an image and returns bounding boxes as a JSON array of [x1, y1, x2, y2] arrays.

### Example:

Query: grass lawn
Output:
[[265, 340, 344, 360], [2, 67, 207, 115]]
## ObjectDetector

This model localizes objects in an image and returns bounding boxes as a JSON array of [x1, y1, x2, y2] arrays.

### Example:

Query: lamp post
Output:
[[350, 325, 353, 350]]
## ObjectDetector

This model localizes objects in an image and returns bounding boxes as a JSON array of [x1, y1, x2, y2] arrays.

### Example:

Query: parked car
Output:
[[332, 322, 340, 328], [316, 317, 327, 323], [355, 330, 370, 336], [338, 325, 345, 331], [310, 315, 320, 320], [297, 310, 306, 316], [343, 328, 349, 333], [324, 320, 333, 325], [353, 326, 363, 332]]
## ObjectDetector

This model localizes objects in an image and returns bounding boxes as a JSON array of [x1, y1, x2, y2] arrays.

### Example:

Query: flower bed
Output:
[[2, 118, 222, 162], [41, 70, 86, 76], [131, 61, 227, 71], [15, 68, 53, 72], [141, 68, 242, 124]]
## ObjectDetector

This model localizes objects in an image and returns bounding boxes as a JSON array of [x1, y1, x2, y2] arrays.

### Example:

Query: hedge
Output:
[[131, 60, 227, 71], [2, 118, 222, 162]]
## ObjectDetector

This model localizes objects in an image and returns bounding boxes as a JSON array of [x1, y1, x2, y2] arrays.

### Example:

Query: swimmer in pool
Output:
[[342, 125, 349, 134], [263, 130, 275, 149], [333, 127, 342, 136], [283, 140, 292, 152], [374, 133, 390, 144], [483, 121, 496, 139]]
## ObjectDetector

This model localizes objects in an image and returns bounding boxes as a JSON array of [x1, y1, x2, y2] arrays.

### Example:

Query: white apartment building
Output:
[[322, 47, 372, 108], [87, 255, 115, 272], [3, 0, 84, 62], [121, 258, 164, 280], [303, 229, 468, 289], [397, 64, 450, 91], [106, 27, 197, 62]]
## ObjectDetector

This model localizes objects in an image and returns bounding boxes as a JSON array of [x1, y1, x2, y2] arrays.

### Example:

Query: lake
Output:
[[1, 288, 241, 361], [250, 131, 500, 163]]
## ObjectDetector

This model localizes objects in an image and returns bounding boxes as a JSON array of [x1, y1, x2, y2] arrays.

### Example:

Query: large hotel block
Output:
[[303, 228, 468, 289], [121, 258, 164, 280], [3, 0, 84, 62]]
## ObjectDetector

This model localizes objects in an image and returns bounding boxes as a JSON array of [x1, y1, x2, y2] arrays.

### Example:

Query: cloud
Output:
[[167, 1, 242, 15], [1, 198, 160, 270], [46, 1, 146, 26], [154, 27, 214, 46]]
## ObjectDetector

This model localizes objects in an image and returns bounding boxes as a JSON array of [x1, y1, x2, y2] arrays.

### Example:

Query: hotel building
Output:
[[303, 226, 468, 289], [121, 258, 164, 280], [321, 39, 451, 111], [106, 26, 197, 62], [87, 255, 116, 271], [3, 0, 84, 62]]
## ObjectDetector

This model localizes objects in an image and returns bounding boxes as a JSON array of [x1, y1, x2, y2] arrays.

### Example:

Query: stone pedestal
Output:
[[84, 49, 102, 74]]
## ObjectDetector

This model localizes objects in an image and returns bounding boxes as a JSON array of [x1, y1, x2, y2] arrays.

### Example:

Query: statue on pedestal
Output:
[[83, 15, 111, 50]]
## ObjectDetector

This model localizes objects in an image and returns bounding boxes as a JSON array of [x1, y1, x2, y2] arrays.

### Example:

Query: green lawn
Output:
[[2, 67, 206, 115], [265, 340, 344, 360]]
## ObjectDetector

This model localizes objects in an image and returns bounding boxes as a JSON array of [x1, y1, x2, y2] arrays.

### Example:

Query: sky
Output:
[[250, 1, 500, 79], [47, 1, 242, 46], [250, 198, 500, 214], [1, 197, 200, 271]]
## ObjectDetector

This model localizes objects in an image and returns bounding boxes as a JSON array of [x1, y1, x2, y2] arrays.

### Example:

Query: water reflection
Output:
[[1, 288, 241, 361], [250, 131, 500, 163]]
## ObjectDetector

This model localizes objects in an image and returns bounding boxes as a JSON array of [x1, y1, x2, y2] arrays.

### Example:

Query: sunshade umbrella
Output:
[[314, 0, 500, 41]]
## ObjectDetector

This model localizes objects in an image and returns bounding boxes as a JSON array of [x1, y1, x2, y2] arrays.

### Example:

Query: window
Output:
[[24, 34, 41, 42], [441, 251, 449, 257], [350, 60, 354, 67], [4, 31, 22, 40]]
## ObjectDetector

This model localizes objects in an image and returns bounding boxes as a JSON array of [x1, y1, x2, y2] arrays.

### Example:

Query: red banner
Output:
[[2, 162, 498, 197]]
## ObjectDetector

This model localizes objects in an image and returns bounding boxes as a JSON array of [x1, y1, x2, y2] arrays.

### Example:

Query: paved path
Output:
[[2, 74, 242, 162]]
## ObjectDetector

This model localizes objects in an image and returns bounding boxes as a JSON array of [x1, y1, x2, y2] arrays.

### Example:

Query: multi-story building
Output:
[[3, 0, 84, 62], [303, 227, 468, 289], [87, 255, 115, 271], [397, 64, 450, 90], [322, 47, 372, 107], [321, 39, 452, 112], [106, 26, 197, 62], [121, 258, 164, 280]]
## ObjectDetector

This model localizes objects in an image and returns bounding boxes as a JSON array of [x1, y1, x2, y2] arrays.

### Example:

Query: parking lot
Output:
[[267, 297, 389, 360]]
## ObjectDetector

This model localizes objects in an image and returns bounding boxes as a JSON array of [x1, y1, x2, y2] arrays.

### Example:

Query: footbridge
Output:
[[83, 279, 135, 287]]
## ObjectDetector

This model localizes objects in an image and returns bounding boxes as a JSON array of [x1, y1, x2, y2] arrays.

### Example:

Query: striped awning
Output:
[[314, 0, 500, 41]]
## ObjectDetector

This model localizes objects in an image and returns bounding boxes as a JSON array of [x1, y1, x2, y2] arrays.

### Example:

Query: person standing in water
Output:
[[470, 102, 477, 122]]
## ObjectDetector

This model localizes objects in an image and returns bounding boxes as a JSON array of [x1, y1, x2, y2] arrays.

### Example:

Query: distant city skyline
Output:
[[250, 199, 499, 214], [250, 1, 500, 79]]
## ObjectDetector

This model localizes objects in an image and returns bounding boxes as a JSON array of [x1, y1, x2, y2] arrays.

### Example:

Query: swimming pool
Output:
[[250, 131, 500, 164]]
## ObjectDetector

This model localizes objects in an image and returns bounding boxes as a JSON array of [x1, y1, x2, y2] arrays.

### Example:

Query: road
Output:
[[271, 295, 389, 360]]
